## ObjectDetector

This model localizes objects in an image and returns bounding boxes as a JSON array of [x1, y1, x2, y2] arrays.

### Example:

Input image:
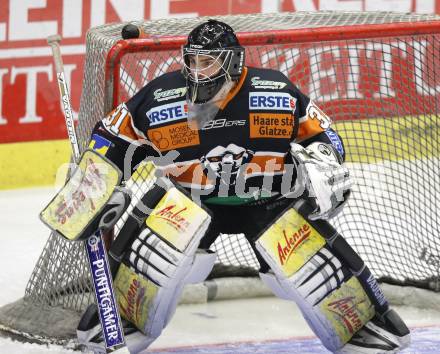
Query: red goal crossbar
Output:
[[105, 20, 440, 109]]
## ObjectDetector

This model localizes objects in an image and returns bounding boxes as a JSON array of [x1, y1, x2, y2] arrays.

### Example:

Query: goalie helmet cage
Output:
[[0, 11, 439, 344]]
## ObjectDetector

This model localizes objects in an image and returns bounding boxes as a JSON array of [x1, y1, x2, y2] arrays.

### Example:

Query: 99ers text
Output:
[[202, 118, 246, 130]]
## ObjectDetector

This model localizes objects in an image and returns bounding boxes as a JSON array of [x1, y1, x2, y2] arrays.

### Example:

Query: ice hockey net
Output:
[[0, 11, 439, 344]]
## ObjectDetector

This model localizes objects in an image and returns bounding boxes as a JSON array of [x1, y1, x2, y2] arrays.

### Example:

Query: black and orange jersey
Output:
[[91, 66, 344, 205]]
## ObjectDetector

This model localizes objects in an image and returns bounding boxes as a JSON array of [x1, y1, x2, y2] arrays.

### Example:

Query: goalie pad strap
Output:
[[295, 199, 389, 315], [109, 183, 167, 266]]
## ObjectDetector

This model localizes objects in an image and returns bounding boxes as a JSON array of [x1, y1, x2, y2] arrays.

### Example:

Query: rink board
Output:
[[150, 326, 440, 354], [0, 139, 70, 190]]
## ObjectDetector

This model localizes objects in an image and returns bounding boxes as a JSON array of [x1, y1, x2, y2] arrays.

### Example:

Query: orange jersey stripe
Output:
[[103, 104, 140, 142], [117, 116, 139, 141], [219, 67, 248, 110], [246, 155, 285, 174], [296, 101, 332, 142], [297, 117, 326, 141]]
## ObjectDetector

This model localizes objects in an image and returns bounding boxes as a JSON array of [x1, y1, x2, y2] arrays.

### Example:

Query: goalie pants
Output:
[[199, 197, 292, 272]]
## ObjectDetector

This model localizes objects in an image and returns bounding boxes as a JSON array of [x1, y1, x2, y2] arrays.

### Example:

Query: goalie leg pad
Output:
[[78, 184, 214, 354], [258, 248, 369, 352], [255, 205, 409, 353], [121, 228, 216, 330], [113, 247, 216, 346], [112, 185, 213, 352]]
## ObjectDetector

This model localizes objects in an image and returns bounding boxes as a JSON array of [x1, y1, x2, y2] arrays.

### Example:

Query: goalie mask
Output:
[[182, 19, 245, 129]]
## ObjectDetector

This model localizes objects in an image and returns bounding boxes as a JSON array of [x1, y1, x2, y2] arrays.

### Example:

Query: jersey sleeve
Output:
[[100, 103, 146, 142], [299, 128, 346, 161], [88, 87, 158, 176], [293, 90, 332, 142], [288, 84, 345, 161]]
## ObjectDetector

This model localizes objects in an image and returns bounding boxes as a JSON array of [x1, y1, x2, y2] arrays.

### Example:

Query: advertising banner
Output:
[[0, 0, 439, 144]]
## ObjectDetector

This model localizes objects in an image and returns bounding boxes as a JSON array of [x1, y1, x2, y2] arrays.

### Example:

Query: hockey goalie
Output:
[[69, 19, 410, 353]]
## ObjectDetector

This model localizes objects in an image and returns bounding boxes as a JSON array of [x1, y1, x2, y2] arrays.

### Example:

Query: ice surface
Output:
[[0, 187, 439, 353]]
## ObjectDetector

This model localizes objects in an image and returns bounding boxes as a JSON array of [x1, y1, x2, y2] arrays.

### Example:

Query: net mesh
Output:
[[1, 11, 439, 342]]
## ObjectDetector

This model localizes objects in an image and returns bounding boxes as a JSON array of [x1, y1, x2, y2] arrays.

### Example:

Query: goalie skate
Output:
[[337, 310, 410, 354], [77, 304, 145, 354]]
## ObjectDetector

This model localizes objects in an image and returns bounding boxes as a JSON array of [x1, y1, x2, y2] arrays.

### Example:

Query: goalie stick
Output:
[[47, 34, 129, 354]]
